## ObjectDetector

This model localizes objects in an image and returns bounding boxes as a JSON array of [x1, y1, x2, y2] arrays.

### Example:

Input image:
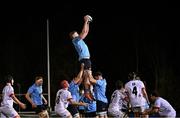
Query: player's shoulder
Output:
[[57, 89, 70, 95], [5, 84, 13, 89], [29, 83, 36, 88], [64, 89, 71, 95], [113, 90, 120, 94], [136, 80, 145, 85], [156, 97, 163, 101], [72, 37, 81, 42], [125, 80, 131, 85], [59, 88, 68, 92], [125, 80, 134, 86]]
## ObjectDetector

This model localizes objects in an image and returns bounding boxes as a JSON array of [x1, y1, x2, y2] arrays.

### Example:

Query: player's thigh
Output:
[[108, 110, 125, 118], [56, 109, 72, 118], [0, 106, 19, 118]]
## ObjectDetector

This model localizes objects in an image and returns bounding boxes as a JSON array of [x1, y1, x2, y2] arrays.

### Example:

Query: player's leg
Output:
[[67, 104, 80, 118], [56, 109, 72, 118], [132, 107, 141, 118], [96, 100, 108, 118], [0, 106, 20, 118], [83, 70, 95, 101]]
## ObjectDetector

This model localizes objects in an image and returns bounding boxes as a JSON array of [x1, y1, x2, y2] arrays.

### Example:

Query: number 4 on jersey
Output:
[[132, 86, 137, 96]]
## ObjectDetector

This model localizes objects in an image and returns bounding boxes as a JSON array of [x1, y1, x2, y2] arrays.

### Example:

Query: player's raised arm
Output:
[[79, 15, 92, 40], [87, 70, 97, 84], [74, 63, 84, 84]]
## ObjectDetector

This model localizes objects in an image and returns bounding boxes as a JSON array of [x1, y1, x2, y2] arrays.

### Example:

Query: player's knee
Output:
[[14, 115, 21, 118], [73, 113, 80, 118], [38, 110, 49, 118]]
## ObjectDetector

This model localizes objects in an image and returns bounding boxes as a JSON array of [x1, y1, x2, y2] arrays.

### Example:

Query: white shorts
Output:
[[55, 109, 72, 118], [108, 110, 125, 118], [0, 106, 19, 118], [141, 103, 149, 111], [132, 105, 148, 113]]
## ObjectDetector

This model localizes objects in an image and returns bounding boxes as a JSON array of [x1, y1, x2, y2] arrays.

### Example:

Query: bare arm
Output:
[[143, 107, 152, 115], [152, 107, 159, 113], [41, 94, 48, 105], [11, 94, 26, 109], [143, 106, 159, 115], [87, 70, 97, 84], [73, 63, 84, 84], [79, 15, 90, 40], [68, 98, 87, 106], [142, 88, 150, 104], [25, 92, 33, 105], [25, 92, 36, 108]]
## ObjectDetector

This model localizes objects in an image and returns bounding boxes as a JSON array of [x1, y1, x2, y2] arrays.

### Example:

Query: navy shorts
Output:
[[85, 112, 97, 118], [79, 59, 91, 70], [67, 104, 79, 116], [35, 104, 48, 114], [96, 100, 108, 112]]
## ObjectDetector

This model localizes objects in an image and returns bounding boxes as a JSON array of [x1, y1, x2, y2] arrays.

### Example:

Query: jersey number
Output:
[[132, 86, 137, 96]]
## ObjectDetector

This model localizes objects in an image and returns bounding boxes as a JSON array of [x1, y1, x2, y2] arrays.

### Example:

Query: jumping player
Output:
[[69, 14, 94, 101]]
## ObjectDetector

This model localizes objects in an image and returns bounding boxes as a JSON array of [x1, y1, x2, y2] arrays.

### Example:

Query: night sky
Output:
[[0, 1, 180, 112]]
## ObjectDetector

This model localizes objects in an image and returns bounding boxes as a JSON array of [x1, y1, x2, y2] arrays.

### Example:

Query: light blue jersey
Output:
[[94, 79, 108, 103], [80, 94, 96, 113], [27, 84, 43, 105], [79, 95, 85, 111], [68, 81, 80, 102], [84, 98, 96, 113], [72, 37, 90, 61]]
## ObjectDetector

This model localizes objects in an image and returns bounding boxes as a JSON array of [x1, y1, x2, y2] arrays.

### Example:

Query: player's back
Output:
[[155, 97, 176, 117], [55, 89, 71, 111], [125, 80, 145, 107]]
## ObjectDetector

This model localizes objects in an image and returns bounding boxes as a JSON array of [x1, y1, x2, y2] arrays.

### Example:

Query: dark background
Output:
[[0, 1, 180, 114]]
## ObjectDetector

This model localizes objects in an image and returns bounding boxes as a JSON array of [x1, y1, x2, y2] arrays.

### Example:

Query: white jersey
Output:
[[1, 84, 14, 107], [54, 89, 72, 113], [108, 89, 128, 112], [125, 80, 145, 107], [154, 97, 176, 117]]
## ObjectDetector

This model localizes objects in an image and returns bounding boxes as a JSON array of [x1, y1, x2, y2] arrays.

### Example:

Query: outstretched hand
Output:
[[19, 102, 26, 109], [141, 109, 149, 115], [81, 63, 85, 70], [87, 70, 92, 76], [79, 101, 88, 106], [84, 15, 93, 22]]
